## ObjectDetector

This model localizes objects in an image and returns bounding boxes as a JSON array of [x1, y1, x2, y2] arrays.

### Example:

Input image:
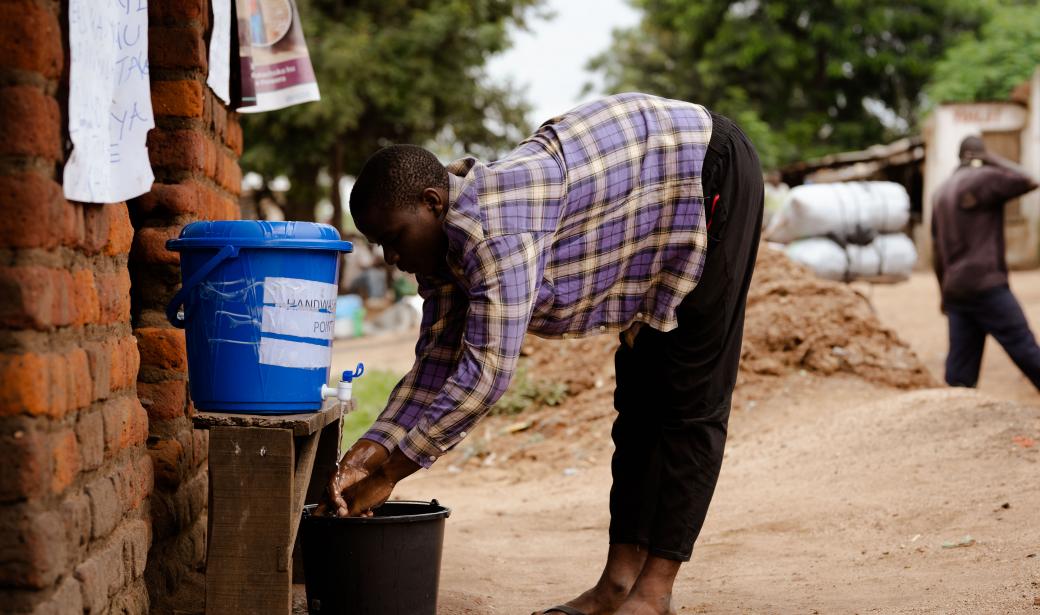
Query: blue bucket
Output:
[[166, 221, 353, 414]]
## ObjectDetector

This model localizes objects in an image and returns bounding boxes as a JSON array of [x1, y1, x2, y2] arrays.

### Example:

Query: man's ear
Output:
[[421, 187, 447, 219]]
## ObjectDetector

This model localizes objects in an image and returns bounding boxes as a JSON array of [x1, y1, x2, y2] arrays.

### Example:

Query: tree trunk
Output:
[[330, 140, 345, 239]]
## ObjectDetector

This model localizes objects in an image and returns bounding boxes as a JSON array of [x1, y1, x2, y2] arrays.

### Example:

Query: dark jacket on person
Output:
[[931, 161, 1038, 300]]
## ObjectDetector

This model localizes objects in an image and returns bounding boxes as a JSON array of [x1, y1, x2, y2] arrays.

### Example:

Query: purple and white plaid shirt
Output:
[[362, 93, 713, 467]]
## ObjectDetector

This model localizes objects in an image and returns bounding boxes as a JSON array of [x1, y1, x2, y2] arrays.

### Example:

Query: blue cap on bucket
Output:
[[167, 221, 353, 252]]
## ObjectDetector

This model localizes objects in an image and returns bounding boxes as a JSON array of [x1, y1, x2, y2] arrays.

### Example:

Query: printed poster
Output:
[[235, 0, 321, 113], [65, 0, 155, 203]]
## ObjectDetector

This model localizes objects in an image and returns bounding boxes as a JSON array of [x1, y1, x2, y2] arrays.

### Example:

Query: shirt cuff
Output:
[[360, 419, 409, 453], [398, 427, 451, 469]]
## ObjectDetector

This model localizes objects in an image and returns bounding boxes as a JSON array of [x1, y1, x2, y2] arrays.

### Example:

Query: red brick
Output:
[[132, 226, 180, 266], [76, 409, 104, 471], [0, 507, 66, 589], [147, 128, 208, 173], [148, 26, 207, 72], [0, 1, 62, 79], [136, 327, 187, 372], [225, 115, 243, 156], [137, 380, 186, 422], [151, 79, 204, 118], [0, 352, 55, 417], [120, 398, 149, 451], [0, 266, 71, 329], [104, 204, 134, 256], [101, 397, 144, 459], [113, 453, 153, 511], [0, 421, 46, 501], [149, 438, 184, 490], [149, 0, 208, 28], [72, 268, 101, 326], [66, 348, 92, 412], [82, 203, 109, 254], [0, 173, 69, 250], [138, 179, 237, 219], [96, 269, 132, 324], [50, 430, 80, 495], [110, 336, 141, 392], [0, 86, 61, 160]]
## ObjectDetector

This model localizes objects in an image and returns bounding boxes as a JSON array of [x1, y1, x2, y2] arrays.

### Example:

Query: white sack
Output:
[[786, 233, 918, 282], [765, 181, 911, 243], [785, 237, 848, 281]]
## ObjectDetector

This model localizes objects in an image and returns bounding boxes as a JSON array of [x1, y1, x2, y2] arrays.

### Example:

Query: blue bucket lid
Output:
[[166, 221, 353, 252]]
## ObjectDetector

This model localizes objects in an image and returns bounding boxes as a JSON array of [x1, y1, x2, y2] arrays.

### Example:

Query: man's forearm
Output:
[[342, 439, 390, 472], [380, 447, 422, 483]]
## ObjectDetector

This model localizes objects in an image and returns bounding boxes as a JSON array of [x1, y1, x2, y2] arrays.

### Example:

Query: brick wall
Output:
[[0, 1, 241, 613], [136, 0, 242, 611]]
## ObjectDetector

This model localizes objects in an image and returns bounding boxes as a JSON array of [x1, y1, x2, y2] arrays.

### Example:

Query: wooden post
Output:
[[205, 426, 294, 614], [194, 404, 348, 615]]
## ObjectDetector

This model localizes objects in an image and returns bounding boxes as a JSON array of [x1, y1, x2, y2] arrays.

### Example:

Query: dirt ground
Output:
[[332, 268, 1040, 614]]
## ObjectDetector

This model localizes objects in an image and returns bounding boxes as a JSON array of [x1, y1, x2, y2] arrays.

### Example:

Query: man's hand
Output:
[[316, 439, 390, 517], [340, 468, 397, 517], [335, 447, 424, 517]]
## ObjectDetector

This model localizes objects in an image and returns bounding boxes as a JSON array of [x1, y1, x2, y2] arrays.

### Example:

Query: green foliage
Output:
[[925, 4, 1040, 105], [241, 0, 545, 223], [589, 0, 993, 168], [340, 368, 405, 448], [490, 364, 568, 416]]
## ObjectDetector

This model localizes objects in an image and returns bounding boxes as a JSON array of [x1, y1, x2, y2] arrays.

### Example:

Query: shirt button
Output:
[[598, 325, 606, 332], [636, 312, 644, 319], [429, 455, 437, 462], [459, 431, 467, 438]]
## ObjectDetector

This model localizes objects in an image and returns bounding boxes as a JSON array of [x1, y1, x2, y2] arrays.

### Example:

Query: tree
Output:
[[240, 0, 545, 230], [925, 3, 1040, 105], [588, 1, 992, 168]]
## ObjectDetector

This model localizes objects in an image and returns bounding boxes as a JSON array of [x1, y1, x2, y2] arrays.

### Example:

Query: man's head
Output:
[[349, 145, 450, 276], [959, 135, 986, 164]]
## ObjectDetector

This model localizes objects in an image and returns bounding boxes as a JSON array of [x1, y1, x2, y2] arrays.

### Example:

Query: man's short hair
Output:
[[959, 135, 985, 161], [349, 145, 448, 221]]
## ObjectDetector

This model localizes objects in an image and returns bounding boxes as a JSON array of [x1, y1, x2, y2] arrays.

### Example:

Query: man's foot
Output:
[[613, 592, 675, 615], [533, 578, 631, 615]]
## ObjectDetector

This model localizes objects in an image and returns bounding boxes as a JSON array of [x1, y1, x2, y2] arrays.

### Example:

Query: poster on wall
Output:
[[64, 0, 155, 203], [235, 0, 321, 113]]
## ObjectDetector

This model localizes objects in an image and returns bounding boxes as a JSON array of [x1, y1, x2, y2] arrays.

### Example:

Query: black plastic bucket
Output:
[[300, 500, 450, 615]]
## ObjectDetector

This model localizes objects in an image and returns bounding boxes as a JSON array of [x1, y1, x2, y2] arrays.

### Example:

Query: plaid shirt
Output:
[[363, 93, 713, 467]]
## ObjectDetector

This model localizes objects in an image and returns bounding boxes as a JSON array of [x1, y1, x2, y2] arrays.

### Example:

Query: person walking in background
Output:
[[931, 135, 1040, 390], [318, 92, 764, 615]]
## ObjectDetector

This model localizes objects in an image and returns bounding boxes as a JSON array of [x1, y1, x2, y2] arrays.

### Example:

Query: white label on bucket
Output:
[[259, 337, 332, 369], [261, 306, 335, 340], [263, 277, 337, 312]]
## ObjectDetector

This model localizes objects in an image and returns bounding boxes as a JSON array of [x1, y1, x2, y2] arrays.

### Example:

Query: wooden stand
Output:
[[193, 402, 352, 615]]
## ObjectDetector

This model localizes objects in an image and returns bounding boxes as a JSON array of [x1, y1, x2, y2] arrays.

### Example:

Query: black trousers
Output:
[[944, 285, 1040, 391], [610, 112, 763, 561]]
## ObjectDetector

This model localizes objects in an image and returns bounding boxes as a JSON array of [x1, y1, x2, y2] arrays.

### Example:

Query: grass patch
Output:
[[341, 369, 404, 449]]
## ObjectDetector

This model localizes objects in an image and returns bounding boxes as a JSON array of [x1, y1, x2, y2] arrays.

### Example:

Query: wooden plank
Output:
[[286, 431, 320, 568], [193, 402, 349, 436], [205, 427, 294, 615]]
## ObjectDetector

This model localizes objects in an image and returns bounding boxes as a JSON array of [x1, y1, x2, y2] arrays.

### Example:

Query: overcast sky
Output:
[[486, 0, 641, 126]]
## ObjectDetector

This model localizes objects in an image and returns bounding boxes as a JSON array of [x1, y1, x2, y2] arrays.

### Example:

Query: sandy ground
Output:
[[326, 270, 1040, 614]]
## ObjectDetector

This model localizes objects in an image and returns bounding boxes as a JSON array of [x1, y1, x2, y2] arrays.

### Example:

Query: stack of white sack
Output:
[[765, 181, 910, 244], [784, 233, 918, 282], [764, 181, 917, 282]]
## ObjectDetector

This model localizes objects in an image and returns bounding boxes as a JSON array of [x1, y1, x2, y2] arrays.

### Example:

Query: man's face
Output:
[[356, 188, 449, 276]]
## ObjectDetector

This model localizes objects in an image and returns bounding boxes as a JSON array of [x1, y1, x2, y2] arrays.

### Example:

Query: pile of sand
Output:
[[740, 246, 935, 389]]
